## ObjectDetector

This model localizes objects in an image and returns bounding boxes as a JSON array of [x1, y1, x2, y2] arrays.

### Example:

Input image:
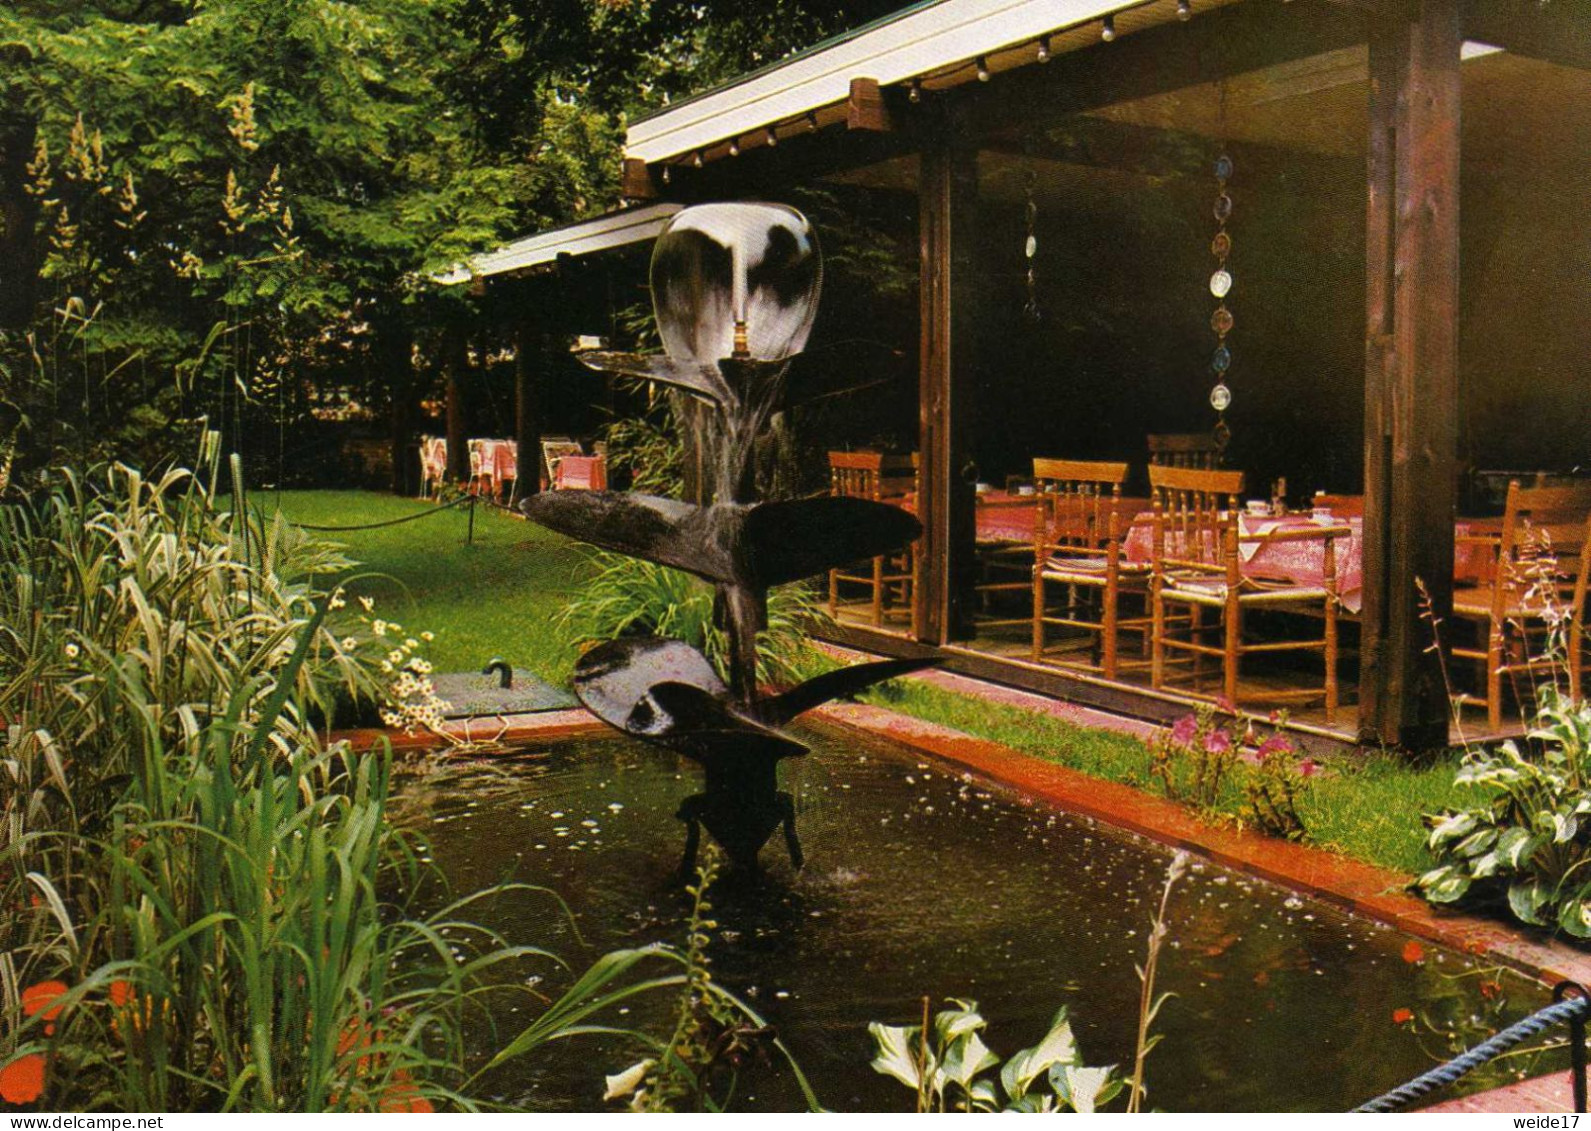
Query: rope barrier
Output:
[[1353, 984, 1588, 1113], [291, 492, 477, 532]]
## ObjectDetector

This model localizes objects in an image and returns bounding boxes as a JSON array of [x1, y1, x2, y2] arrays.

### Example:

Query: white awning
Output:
[[626, 0, 1151, 165], [435, 202, 683, 285]]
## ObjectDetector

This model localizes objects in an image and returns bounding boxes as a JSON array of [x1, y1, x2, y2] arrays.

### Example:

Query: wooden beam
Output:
[[1464, 0, 1591, 72], [621, 157, 658, 201], [1359, 0, 1462, 751], [916, 108, 979, 644], [847, 76, 894, 132]]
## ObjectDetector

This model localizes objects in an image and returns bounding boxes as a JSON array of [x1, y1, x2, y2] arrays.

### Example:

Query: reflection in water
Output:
[[393, 726, 1558, 1112]]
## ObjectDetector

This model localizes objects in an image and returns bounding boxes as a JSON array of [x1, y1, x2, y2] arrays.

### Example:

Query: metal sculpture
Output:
[[521, 202, 932, 874]]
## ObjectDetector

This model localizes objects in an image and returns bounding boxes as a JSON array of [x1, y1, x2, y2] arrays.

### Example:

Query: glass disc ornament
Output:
[[1211, 344, 1231, 373], [1214, 193, 1233, 223], [1209, 269, 1233, 298], [1211, 307, 1234, 336], [1025, 235, 1037, 258], [650, 203, 823, 363], [1211, 231, 1231, 258], [1209, 383, 1231, 412], [1214, 154, 1234, 181]]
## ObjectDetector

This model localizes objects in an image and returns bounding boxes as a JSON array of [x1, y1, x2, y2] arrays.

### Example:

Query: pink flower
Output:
[[1296, 758, 1321, 778], [1215, 695, 1237, 714], [1204, 728, 1231, 755], [1256, 734, 1294, 761], [1170, 714, 1199, 746]]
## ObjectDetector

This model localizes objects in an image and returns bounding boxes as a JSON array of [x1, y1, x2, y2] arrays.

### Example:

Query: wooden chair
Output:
[[541, 438, 583, 491], [1030, 459, 1149, 678], [1147, 432, 1222, 470], [828, 451, 918, 633], [1148, 465, 1349, 722], [1451, 480, 1591, 730]]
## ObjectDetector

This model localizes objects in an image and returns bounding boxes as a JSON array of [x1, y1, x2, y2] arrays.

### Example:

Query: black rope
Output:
[[1353, 986, 1589, 1113], [291, 493, 476, 532]]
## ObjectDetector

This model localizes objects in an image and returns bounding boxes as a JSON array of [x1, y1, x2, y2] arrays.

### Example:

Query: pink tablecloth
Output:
[[974, 491, 1151, 545], [1121, 513, 1495, 615], [555, 454, 607, 491]]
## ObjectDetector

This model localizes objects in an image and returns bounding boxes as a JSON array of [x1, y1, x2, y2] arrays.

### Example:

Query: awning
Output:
[[626, 0, 1173, 166], [435, 202, 683, 286]]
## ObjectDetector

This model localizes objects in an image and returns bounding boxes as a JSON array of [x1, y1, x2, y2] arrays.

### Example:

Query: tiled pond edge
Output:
[[336, 700, 1591, 991]]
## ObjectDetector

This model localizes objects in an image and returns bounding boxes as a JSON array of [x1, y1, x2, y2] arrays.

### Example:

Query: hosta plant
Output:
[[1415, 687, 1591, 935], [868, 1000, 1124, 1113]]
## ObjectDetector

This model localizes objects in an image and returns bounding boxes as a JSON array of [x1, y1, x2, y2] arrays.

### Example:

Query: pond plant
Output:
[[0, 436, 541, 1110]]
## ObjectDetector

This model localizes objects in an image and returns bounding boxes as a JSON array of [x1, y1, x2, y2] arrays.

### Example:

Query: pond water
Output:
[[394, 724, 1559, 1112]]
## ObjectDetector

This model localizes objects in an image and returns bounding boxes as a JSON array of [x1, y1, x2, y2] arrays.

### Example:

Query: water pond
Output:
[[394, 723, 1559, 1112]]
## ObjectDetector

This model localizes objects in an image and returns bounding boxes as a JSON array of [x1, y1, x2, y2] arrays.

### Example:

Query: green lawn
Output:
[[266, 490, 593, 681], [271, 489, 1466, 877]]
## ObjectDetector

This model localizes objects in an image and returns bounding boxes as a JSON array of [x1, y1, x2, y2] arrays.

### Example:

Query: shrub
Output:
[[558, 552, 830, 686], [1415, 687, 1591, 936]]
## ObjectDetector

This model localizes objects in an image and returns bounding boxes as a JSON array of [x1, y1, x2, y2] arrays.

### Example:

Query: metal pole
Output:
[[467, 493, 476, 546], [1556, 982, 1588, 1113]]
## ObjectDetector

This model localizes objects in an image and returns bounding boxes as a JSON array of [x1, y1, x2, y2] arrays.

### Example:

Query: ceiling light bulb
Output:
[[661, 165, 671, 184], [765, 126, 777, 147], [908, 77, 922, 103], [692, 150, 704, 168], [1177, 0, 1192, 21], [976, 56, 991, 82], [1036, 36, 1051, 63], [728, 138, 740, 157], [1102, 14, 1117, 41]]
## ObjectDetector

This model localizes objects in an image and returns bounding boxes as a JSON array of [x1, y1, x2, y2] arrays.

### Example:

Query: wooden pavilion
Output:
[[460, 0, 1591, 753]]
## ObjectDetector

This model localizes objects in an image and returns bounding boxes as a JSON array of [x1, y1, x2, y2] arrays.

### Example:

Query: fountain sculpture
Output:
[[521, 203, 932, 874]]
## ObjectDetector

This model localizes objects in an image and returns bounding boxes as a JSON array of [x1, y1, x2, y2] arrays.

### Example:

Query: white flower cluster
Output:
[[328, 588, 452, 738]]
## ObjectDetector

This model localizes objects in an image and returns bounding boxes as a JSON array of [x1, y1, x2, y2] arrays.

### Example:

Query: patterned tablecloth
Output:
[[974, 490, 1151, 545], [1120, 512, 1495, 615]]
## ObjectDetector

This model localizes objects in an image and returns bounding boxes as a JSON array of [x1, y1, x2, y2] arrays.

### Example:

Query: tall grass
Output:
[[0, 437, 542, 1110]]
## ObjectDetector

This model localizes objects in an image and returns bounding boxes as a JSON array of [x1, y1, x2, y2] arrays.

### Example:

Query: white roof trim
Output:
[[626, 0, 1141, 164], [435, 202, 683, 285]]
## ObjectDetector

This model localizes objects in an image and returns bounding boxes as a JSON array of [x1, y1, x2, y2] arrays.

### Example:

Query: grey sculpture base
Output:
[[430, 670, 576, 718]]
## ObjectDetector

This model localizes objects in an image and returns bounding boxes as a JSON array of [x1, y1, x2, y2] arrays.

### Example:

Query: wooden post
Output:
[[916, 113, 979, 643], [443, 326, 470, 485], [1359, 0, 1461, 750], [514, 293, 542, 499]]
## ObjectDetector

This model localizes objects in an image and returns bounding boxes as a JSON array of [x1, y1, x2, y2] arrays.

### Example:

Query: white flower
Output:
[[380, 661, 393, 673], [372, 619, 389, 637], [328, 590, 347, 610], [405, 638, 418, 649], [358, 595, 374, 612], [387, 649, 404, 665], [63, 642, 81, 659], [421, 631, 435, 641], [341, 637, 358, 651], [410, 658, 432, 674]]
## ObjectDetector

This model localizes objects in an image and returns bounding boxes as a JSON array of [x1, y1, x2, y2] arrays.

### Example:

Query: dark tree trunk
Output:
[[379, 316, 417, 496], [444, 326, 470, 483], [0, 115, 42, 331]]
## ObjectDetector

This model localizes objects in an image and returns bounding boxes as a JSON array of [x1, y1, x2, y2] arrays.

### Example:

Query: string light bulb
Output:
[[908, 77, 922, 103], [661, 165, 672, 184], [692, 150, 704, 168], [1101, 14, 1117, 41], [806, 110, 820, 131], [765, 126, 777, 147], [728, 138, 740, 157], [975, 56, 991, 82], [1036, 35, 1051, 63], [1177, 0, 1192, 21]]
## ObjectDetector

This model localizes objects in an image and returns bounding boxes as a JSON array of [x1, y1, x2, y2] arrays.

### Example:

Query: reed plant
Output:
[[0, 435, 543, 1110]]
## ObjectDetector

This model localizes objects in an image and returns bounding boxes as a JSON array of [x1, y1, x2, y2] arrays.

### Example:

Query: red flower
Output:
[[1480, 980, 1502, 1000], [1255, 734, 1294, 761], [1296, 758, 1322, 778], [1392, 1007, 1414, 1025], [21, 981, 68, 1035], [0, 1053, 45, 1104], [107, 981, 132, 1008], [1401, 941, 1425, 964]]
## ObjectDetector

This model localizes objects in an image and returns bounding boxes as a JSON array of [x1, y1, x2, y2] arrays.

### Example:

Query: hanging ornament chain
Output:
[[1208, 79, 1233, 450], [1023, 167, 1041, 323]]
